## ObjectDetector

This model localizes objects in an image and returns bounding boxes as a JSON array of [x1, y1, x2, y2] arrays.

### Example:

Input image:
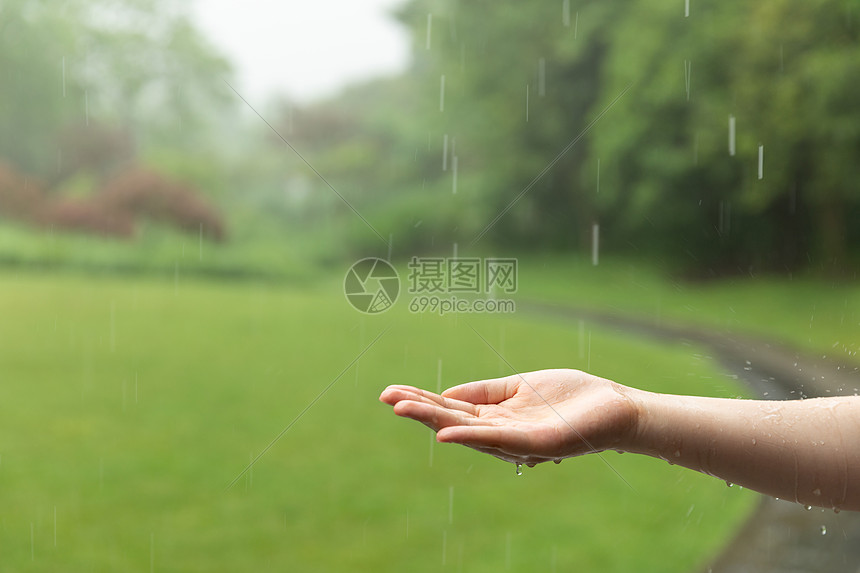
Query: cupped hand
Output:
[[379, 369, 640, 466]]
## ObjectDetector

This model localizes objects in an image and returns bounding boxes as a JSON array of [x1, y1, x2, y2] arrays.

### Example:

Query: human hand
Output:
[[379, 369, 639, 466]]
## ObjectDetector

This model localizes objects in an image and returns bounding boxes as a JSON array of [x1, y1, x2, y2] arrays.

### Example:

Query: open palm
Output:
[[379, 369, 639, 466]]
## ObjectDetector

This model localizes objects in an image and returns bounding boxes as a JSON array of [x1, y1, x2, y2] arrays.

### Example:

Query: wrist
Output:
[[617, 386, 669, 457]]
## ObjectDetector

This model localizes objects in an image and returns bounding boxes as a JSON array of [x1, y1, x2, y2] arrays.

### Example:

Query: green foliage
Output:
[[583, 0, 860, 270], [0, 221, 318, 282]]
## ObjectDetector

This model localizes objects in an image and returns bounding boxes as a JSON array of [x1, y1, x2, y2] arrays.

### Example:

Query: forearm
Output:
[[624, 389, 860, 511]]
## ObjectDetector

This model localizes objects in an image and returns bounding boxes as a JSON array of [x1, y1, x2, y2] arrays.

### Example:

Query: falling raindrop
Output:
[[591, 223, 599, 266], [452, 156, 459, 194], [758, 144, 764, 180], [426, 14, 433, 50], [562, 0, 570, 26], [515, 463, 523, 476], [442, 134, 449, 171], [685, 0, 690, 17], [728, 115, 736, 156]]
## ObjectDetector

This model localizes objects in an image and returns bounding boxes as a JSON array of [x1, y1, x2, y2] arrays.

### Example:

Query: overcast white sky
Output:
[[190, 0, 411, 104]]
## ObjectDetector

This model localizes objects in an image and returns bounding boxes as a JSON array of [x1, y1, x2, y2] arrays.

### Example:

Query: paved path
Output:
[[520, 301, 860, 573]]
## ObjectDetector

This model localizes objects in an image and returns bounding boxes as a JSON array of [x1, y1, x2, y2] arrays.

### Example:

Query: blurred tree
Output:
[[251, 0, 860, 270], [393, 0, 622, 251], [589, 0, 860, 272], [0, 0, 234, 180], [727, 0, 860, 270]]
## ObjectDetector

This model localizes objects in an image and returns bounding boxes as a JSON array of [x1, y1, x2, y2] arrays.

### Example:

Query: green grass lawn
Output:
[[514, 254, 860, 365], [0, 270, 756, 572]]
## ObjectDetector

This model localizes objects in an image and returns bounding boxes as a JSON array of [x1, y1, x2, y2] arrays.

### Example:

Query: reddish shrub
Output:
[[98, 167, 226, 242], [0, 160, 226, 242], [0, 162, 46, 221], [39, 199, 135, 238]]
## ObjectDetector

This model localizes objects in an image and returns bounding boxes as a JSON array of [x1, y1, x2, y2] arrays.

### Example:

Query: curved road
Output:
[[521, 301, 860, 573]]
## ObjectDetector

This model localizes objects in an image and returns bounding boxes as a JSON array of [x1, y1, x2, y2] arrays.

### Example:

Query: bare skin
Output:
[[379, 368, 860, 512]]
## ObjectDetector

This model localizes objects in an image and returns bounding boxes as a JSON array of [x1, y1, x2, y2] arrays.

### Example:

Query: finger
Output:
[[379, 385, 432, 405], [380, 386, 478, 415], [435, 424, 534, 455], [392, 400, 481, 432], [441, 375, 518, 405], [380, 386, 420, 406], [399, 385, 480, 413]]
